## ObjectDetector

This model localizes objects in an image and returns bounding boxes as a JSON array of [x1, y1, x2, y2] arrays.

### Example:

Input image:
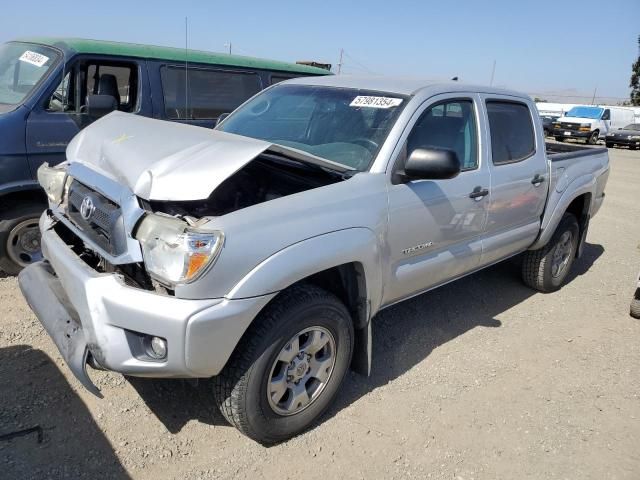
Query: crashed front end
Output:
[[17, 112, 337, 395]]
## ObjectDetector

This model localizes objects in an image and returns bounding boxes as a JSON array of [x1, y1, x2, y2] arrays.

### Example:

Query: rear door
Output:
[[479, 96, 548, 266], [384, 94, 490, 305]]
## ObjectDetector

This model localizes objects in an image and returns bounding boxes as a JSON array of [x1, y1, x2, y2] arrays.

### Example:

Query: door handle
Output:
[[469, 186, 489, 200], [531, 174, 545, 186]]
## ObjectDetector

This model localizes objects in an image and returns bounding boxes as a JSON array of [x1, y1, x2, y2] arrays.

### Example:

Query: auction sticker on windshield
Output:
[[350, 96, 403, 109], [19, 51, 49, 67]]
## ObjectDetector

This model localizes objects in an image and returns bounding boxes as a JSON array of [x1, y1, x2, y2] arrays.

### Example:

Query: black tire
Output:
[[631, 289, 640, 319], [606, 142, 614, 148], [0, 202, 46, 275], [522, 213, 580, 292], [555, 136, 564, 142], [213, 284, 354, 444], [587, 130, 599, 145]]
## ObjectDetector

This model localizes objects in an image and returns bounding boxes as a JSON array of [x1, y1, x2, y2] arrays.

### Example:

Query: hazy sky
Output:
[[2, 0, 638, 103]]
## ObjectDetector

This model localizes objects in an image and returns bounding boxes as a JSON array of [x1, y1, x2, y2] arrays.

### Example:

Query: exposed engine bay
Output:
[[146, 153, 349, 217]]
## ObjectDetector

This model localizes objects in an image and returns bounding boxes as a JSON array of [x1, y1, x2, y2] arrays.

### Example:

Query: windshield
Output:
[[0, 42, 60, 110], [217, 84, 407, 171], [623, 123, 640, 131], [565, 106, 604, 119]]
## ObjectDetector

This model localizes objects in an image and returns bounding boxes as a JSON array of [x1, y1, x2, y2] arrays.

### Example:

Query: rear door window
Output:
[[486, 101, 535, 164], [161, 66, 261, 120]]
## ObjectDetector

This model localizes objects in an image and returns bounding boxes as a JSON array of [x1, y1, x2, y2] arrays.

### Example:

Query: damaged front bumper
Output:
[[18, 212, 276, 396]]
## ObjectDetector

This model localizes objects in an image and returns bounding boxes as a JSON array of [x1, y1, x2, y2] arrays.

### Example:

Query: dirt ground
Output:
[[1, 147, 639, 480]]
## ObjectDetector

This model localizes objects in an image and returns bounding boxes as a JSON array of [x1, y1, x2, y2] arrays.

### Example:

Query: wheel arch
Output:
[[226, 228, 384, 376], [0, 184, 46, 213]]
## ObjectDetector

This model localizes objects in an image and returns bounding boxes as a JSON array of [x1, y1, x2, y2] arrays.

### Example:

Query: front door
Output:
[[384, 94, 490, 305]]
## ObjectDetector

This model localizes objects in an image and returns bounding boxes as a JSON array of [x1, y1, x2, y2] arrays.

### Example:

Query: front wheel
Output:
[[214, 284, 354, 444], [522, 213, 579, 292], [587, 131, 599, 145], [0, 203, 46, 275]]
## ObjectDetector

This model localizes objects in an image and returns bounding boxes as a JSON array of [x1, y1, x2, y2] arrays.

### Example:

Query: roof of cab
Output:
[[13, 37, 331, 76], [283, 74, 529, 99]]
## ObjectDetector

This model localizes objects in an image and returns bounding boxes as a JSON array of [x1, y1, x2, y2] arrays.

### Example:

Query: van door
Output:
[[25, 57, 149, 172], [153, 64, 262, 128], [600, 108, 611, 136], [384, 94, 489, 305], [479, 97, 548, 266]]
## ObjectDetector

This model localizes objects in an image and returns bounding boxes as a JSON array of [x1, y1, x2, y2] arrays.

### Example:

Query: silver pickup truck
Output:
[[19, 76, 609, 443]]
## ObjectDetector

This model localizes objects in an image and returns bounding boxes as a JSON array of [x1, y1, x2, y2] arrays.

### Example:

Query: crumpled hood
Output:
[[65, 111, 349, 201]]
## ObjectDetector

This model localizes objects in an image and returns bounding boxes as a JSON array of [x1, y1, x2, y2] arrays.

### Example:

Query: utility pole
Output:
[[337, 48, 344, 74], [224, 42, 232, 55], [591, 86, 597, 105], [489, 59, 496, 86]]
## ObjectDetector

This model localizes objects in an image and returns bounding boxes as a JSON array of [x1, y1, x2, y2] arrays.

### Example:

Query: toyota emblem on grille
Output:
[[80, 196, 96, 220]]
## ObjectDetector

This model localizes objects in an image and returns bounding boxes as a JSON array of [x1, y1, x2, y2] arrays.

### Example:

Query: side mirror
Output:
[[403, 147, 461, 181], [86, 94, 117, 119], [215, 112, 230, 127]]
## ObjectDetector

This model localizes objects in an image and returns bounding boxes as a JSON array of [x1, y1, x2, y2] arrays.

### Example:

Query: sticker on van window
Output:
[[19, 51, 49, 67], [350, 96, 403, 109]]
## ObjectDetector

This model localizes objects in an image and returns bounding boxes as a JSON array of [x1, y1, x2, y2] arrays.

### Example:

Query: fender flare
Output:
[[227, 227, 384, 317], [530, 173, 595, 250]]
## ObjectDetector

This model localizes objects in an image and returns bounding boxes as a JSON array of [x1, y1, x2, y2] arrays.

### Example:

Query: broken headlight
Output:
[[37, 162, 67, 205], [135, 214, 224, 286]]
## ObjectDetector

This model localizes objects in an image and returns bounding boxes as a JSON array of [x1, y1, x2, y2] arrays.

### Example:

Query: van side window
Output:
[[406, 99, 478, 171], [46, 61, 138, 114], [86, 64, 136, 112], [161, 67, 261, 120], [486, 101, 535, 164], [601, 109, 610, 121], [271, 75, 296, 85]]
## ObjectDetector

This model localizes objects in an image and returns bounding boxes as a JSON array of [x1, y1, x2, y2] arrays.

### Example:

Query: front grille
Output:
[[559, 122, 581, 130], [67, 181, 127, 256]]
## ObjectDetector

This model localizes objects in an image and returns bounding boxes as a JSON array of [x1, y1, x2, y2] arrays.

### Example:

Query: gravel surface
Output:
[[1, 147, 639, 480]]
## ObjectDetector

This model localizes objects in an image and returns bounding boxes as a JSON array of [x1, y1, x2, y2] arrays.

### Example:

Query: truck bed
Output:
[[545, 141, 608, 161]]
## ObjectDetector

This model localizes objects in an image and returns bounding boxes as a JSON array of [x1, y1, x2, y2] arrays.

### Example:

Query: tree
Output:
[[631, 35, 640, 106]]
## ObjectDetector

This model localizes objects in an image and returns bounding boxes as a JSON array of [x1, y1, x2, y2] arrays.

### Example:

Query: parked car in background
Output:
[[605, 123, 640, 149], [0, 38, 329, 274], [553, 105, 636, 145], [20, 76, 609, 443], [541, 114, 559, 137], [631, 272, 640, 319]]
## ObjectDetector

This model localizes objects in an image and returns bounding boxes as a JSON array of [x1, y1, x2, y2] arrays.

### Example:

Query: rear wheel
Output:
[[214, 284, 354, 444], [0, 203, 46, 275], [522, 213, 579, 292], [587, 130, 599, 145]]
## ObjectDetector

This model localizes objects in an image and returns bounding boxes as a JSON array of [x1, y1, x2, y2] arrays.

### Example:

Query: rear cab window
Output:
[[160, 66, 261, 120], [486, 101, 535, 164]]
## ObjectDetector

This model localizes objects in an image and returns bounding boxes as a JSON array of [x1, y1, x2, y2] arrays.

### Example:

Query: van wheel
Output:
[[587, 131, 599, 145], [631, 289, 640, 319], [522, 213, 579, 293], [213, 284, 354, 444], [0, 203, 45, 275]]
